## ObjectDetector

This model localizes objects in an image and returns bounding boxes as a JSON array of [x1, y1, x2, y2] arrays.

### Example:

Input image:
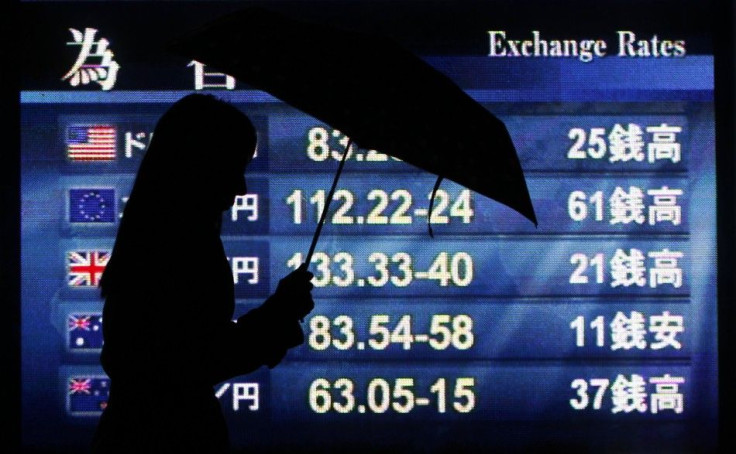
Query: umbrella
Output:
[[168, 6, 537, 263]]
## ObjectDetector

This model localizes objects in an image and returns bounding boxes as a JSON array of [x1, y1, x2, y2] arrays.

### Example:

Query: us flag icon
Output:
[[66, 125, 117, 161]]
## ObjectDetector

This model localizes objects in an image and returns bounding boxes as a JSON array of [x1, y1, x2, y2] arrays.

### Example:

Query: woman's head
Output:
[[100, 94, 257, 296], [132, 94, 257, 213], [150, 94, 256, 167]]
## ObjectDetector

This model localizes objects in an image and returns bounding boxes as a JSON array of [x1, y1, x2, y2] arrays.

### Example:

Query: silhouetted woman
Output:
[[91, 94, 313, 453]]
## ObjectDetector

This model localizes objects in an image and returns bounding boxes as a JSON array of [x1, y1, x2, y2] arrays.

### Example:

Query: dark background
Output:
[[3, 1, 733, 452]]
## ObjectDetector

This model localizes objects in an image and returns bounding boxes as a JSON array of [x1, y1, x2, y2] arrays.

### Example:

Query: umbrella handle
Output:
[[304, 138, 353, 267]]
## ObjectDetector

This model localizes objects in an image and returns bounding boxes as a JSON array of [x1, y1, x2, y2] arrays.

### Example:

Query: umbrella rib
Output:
[[427, 175, 444, 239], [304, 138, 352, 267]]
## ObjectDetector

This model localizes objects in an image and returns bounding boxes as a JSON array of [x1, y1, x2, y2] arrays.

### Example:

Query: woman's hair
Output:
[[99, 94, 256, 297], [132, 94, 256, 192]]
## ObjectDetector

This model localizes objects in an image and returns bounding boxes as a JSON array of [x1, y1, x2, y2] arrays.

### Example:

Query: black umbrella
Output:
[[168, 7, 537, 262]]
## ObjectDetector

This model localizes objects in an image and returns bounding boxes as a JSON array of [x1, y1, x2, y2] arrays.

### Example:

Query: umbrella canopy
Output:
[[168, 6, 537, 228]]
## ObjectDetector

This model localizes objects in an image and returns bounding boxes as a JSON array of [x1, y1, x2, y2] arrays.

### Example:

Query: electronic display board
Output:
[[15, 1, 727, 452]]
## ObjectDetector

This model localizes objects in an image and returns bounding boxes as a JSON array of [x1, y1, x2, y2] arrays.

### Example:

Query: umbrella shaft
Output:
[[305, 138, 352, 267]]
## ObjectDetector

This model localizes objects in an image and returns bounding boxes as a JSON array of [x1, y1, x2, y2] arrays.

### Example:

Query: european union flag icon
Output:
[[68, 314, 104, 350], [69, 188, 116, 223], [67, 376, 110, 415]]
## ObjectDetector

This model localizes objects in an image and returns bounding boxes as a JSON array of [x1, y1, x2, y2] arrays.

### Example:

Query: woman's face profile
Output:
[[207, 134, 253, 213], [217, 160, 248, 211]]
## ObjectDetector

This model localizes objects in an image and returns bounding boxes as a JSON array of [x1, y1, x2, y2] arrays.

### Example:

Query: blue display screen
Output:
[[19, 1, 719, 452]]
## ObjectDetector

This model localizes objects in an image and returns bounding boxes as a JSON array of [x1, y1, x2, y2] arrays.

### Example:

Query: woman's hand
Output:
[[269, 263, 315, 321]]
